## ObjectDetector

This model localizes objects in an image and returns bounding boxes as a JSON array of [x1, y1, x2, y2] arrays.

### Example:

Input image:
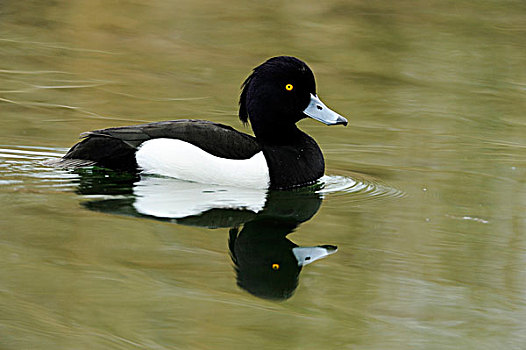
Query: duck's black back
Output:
[[57, 120, 261, 170]]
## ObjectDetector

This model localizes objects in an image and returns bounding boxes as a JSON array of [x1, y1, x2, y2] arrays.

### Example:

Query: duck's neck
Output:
[[252, 123, 303, 146], [248, 106, 305, 145]]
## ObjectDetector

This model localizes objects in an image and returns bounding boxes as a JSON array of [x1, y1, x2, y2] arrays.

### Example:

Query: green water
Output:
[[1, 1, 526, 349]]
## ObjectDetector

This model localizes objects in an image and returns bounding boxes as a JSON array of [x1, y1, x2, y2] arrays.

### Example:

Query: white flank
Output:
[[133, 176, 267, 219], [136, 138, 270, 189]]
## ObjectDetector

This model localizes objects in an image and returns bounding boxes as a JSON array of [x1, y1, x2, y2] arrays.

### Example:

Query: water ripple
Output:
[[1, 146, 404, 203], [318, 174, 405, 202], [0, 146, 78, 192]]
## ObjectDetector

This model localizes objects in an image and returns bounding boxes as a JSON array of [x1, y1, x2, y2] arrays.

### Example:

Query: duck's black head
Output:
[[239, 56, 347, 143]]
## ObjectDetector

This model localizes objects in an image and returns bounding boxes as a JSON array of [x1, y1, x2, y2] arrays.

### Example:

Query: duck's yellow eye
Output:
[[285, 84, 293, 91], [272, 263, 280, 270]]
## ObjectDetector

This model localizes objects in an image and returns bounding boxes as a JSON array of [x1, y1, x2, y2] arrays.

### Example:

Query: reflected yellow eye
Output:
[[285, 84, 293, 91], [272, 263, 280, 270]]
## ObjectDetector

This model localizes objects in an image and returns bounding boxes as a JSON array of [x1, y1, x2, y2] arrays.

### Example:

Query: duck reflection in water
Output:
[[75, 168, 337, 300], [228, 191, 337, 300]]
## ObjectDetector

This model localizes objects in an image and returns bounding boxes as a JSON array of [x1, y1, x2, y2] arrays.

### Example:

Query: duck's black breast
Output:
[[262, 131, 325, 190], [59, 120, 261, 170]]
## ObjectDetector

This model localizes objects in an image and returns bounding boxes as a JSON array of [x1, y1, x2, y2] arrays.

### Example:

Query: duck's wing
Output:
[[47, 120, 261, 170]]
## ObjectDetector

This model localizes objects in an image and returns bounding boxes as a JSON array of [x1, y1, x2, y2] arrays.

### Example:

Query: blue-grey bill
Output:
[[303, 94, 348, 126], [292, 245, 338, 266]]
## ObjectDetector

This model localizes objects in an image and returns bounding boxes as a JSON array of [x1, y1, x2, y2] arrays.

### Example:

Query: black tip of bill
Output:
[[303, 93, 348, 126], [334, 116, 348, 126]]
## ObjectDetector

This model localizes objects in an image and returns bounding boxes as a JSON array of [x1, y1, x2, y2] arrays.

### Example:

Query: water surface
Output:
[[1, 1, 526, 349]]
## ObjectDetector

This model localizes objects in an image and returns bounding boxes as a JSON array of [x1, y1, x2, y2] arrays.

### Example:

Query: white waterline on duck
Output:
[[136, 139, 270, 189]]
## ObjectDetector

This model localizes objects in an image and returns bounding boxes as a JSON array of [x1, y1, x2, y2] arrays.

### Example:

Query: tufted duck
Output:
[[48, 56, 348, 190]]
